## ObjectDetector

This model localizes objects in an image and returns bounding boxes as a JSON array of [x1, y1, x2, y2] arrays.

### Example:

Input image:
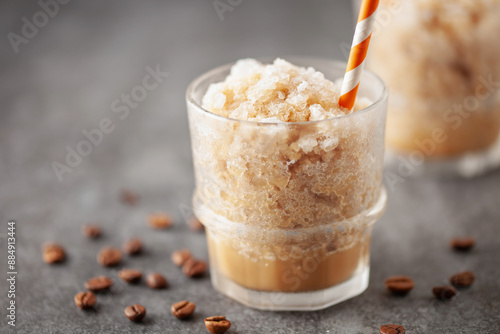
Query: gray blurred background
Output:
[[0, 1, 499, 333]]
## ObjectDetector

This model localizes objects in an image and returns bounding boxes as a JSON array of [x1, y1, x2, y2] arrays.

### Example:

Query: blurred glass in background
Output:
[[354, 0, 500, 177]]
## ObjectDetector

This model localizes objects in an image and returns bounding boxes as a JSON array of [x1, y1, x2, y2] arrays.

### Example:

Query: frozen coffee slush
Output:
[[186, 58, 387, 310], [367, 0, 500, 175]]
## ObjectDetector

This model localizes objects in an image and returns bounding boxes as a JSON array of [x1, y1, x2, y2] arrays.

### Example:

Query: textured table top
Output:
[[1, 1, 499, 333]]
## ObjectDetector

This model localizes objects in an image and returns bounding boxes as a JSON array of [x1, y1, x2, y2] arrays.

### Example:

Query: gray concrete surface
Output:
[[0, 1, 499, 333]]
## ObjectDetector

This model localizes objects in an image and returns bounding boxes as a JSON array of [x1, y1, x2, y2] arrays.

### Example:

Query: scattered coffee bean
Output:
[[74, 291, 96, 310], [171, 249, 192, 267], [384, 276, 414, 295], [42, 243, 65, 264], [124, 304, 146, 322], [82, 224, 101, 239], [379, 324, 405, 334], [146, 272, 168, 289], [205, 316, 231, 334], [189, 216, 204, 232], [148, 213, 173, 229], [182, 258, 207, 278], [97, 247, 122, 267], [450, 271, 475, 288], [118, 269, 143, 284], [85, 276, 113, 292], [433, 285, 457, 300], [123, 238, 143, 255], [121, 189, 139, 206], [450, 237, 475, 251], [171, 300, 196, 319]]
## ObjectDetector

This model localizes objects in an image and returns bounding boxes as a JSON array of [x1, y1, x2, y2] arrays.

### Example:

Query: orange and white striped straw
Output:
[[339, 0, 379, 111]]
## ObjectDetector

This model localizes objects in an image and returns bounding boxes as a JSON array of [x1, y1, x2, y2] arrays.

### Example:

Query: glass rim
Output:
[[186, 56, 388, 126]]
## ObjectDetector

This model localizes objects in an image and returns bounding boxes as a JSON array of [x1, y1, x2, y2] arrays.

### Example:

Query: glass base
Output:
[[210, 263, 370, 311], [385, 135, 500, 178]]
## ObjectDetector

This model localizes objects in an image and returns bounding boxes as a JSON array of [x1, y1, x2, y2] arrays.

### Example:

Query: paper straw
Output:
[[339, 0, 379, 111]]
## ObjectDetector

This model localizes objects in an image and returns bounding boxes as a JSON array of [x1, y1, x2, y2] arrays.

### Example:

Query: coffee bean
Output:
[[148, 213, 173, 229], [124, 304, 146, 322], [123, 238, 143, 255], [118, 269, 143, 284], [182, 258, 207, 278], [74, 291, 96, 310], [42, 243, 65, 264], [384, 276, 414, 295], [121, 189, 138, 206], [146, 273, 168, 289], [189, 216, 204, 232], [171, 249, 192, 267], [433, 286, 457, 300], [82, 224, 101, 239], [85, 276, 113, 292], [450, 271, 475, 288], [97, 247, 122, 267], [171, 300, 196, 319], [379, 324, 405, 334], [205, 316, 231, 334], [450, 237, 475, 251]]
